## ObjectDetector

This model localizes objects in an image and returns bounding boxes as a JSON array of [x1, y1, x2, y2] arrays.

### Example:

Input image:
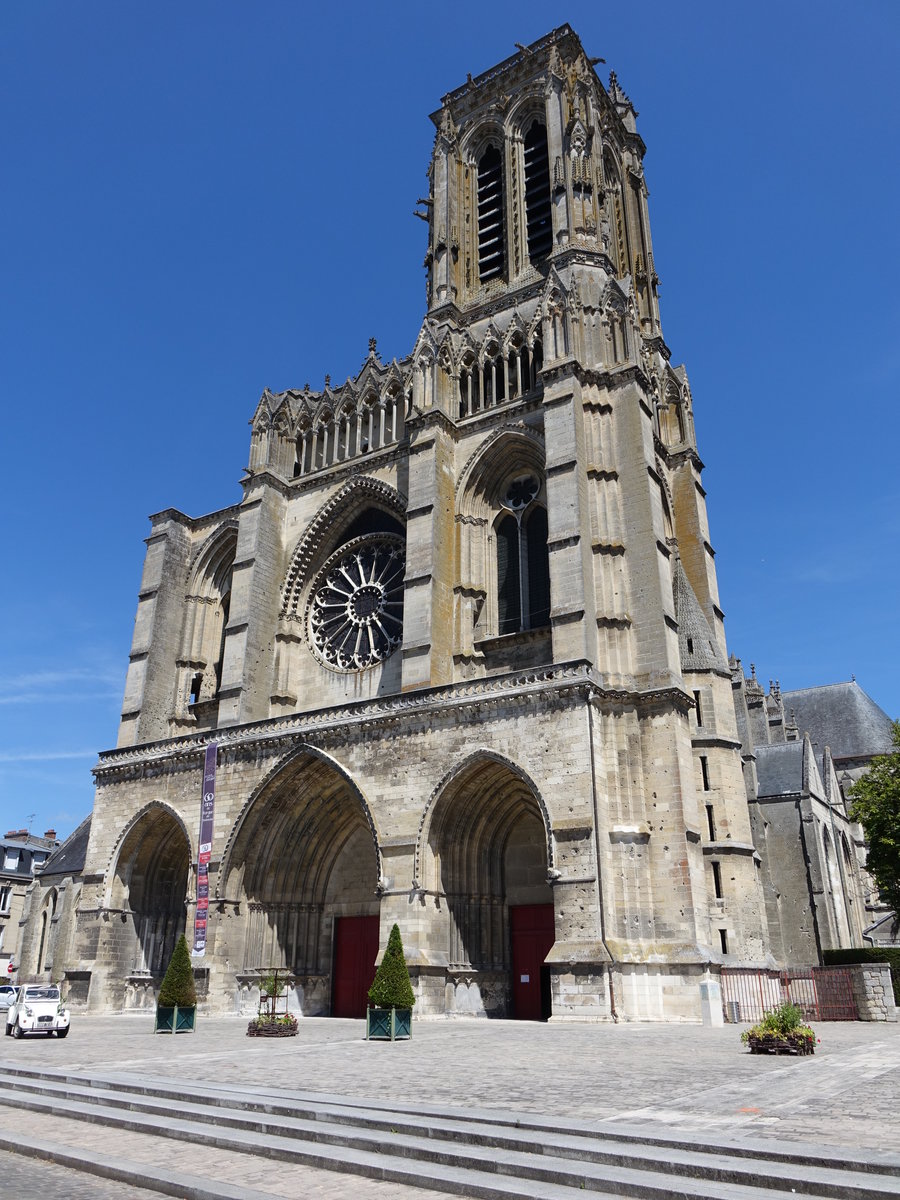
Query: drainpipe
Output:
[[587, 687, 617, 1021]]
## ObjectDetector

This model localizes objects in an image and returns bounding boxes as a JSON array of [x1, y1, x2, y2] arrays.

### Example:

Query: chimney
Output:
[[44, 829, 57, 840]]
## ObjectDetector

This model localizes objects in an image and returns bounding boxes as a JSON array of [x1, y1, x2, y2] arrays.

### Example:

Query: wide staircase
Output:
[[1, 1062, 899, 1200]]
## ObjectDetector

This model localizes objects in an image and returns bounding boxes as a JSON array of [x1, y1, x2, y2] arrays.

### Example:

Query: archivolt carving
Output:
[[216, 741, 382, 900], [103, 800, 194, 908], [280, 476, 407, 617], [413, 749, 556, 888], [456, 423, 546, 516]]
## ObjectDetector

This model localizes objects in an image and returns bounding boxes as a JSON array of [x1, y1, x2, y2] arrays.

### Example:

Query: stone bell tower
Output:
[[403, 23, 772, 1014]]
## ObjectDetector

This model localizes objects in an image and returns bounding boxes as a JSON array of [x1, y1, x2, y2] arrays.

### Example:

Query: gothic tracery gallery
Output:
[[20, 26, 881, 1022]]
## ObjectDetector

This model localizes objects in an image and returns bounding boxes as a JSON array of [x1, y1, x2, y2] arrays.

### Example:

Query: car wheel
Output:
[[12, 1020, 23, 1038], [57, 1027, 69, 1038]]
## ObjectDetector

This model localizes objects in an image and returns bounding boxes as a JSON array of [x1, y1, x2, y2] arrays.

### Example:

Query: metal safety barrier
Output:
[[721, 966, 858, 1022]]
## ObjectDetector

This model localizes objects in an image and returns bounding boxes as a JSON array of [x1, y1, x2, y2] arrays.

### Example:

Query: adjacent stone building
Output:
[[15, 25, 890, 1020], [0, 827, 60, 975]]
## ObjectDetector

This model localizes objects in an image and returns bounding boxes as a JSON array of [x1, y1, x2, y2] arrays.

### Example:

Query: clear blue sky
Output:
[[2, 1, 898, 841]]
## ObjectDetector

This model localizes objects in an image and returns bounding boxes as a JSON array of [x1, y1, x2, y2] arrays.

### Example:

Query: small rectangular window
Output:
[[693, 690, 703, 726], [700, 755, 710, 791], [706, 804, 716, 840], [687, 636, 694, 655], [719, 928, 728, 955], [712, 861, 723, 899]]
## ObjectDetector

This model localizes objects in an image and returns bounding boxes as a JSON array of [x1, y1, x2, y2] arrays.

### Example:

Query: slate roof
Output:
[[755, 742, 804, 797], [672, 558, 727, 672], [40, 816, 91, 877], [781, 682, 894, 762]]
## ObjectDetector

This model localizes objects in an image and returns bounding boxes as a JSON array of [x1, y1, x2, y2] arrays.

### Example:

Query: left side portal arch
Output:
[[220, 747, 382, 1017]]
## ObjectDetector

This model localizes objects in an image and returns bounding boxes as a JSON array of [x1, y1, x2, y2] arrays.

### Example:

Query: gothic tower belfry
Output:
[[20, 25, 781, 1023]]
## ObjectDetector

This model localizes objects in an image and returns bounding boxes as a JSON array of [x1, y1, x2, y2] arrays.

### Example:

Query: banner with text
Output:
[[192, 741, 217, 957]]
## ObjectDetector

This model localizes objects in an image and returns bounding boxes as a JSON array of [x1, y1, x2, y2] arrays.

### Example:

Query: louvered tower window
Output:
[[523, 121, 552, 263], [477, 145, 504, 282]]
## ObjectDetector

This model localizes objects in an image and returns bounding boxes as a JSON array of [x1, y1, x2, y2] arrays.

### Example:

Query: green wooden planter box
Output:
[[155, 1004, 196, 1033], [366, 1007, 412, 1041]]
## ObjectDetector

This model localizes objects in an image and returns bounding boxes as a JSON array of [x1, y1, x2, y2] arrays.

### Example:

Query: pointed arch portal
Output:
[[222, 750, 380, 1017], [425, 755, 555, 1019], [110, 806, 191, 977]]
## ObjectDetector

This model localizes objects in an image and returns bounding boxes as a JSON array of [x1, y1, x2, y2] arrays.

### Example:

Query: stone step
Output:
[[2, 1064, 899, 1200]]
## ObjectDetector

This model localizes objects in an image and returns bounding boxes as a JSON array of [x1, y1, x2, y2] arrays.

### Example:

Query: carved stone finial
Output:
[[368, 337, 377, 356], [324, 374, 331, 388]]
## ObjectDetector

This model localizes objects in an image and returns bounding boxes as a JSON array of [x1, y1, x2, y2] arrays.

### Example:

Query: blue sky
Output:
[[2, 1, 898, 841]]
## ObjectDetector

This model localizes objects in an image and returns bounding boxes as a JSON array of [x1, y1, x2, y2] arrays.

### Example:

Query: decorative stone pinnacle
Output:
[[369, 337, 377, 355]]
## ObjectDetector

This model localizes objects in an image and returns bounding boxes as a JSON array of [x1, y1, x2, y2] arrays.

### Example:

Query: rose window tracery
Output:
[[308, 534, 405, 672]]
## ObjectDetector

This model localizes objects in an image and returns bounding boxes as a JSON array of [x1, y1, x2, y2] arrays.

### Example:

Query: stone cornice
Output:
[[93, 661, 697, 780]]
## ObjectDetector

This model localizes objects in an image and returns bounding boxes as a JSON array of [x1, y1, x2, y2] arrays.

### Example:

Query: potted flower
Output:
[[366, 923, 415, 1041], [247, 967, 298, 1037], [154, 935, 197, 1033], [741, 1001, 817, 1055]]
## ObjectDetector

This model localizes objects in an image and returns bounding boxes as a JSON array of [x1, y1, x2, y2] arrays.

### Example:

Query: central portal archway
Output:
[[425, 755, 555, 1019], [222, 750, 380, 1016]]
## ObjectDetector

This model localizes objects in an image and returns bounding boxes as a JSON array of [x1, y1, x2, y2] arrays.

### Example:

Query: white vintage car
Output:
[[5, 984, 70, 1038]]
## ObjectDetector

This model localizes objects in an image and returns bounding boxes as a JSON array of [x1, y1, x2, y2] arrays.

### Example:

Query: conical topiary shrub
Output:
[[366, 924, 414, 1040], [155, 934, 197, 1031]]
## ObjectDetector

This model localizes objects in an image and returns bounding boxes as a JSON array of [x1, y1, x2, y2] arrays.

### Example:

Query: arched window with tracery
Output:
[[477, 144, 505, 282], [523, 120, 552, 263], [496, 476, 550, 634]]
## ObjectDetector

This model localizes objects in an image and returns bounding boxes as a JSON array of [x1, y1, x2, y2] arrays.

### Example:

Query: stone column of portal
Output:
[[400, 409, 456, 691], [540, 359, 599, 666]]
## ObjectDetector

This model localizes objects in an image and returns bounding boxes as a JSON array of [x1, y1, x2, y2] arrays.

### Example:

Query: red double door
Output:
[[332, 915, 380, 1018], [510, 903, 555, 1021]]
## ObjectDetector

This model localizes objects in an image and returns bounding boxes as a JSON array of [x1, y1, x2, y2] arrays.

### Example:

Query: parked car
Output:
[[5, 984, 69, 1038], [0, 984, 16, 1011]]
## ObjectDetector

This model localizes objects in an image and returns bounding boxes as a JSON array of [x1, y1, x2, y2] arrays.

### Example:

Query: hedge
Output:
[[822, 948, 900, 1006]]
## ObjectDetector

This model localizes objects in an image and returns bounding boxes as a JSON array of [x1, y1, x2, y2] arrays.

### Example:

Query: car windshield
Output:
[[24, 986, 59, 1000]]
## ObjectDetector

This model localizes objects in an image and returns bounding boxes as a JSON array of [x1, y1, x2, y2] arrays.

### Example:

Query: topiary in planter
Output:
[[155, 934, 197, 1033], [367, 924, 414, 1040]]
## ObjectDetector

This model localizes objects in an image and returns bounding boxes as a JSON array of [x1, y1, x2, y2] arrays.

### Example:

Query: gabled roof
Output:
[[781, 681, 894, 762], [39, 816, 91, 878]]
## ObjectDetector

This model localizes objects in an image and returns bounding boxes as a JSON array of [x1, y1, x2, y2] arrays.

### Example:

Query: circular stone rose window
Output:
[[308, 534, 405, 672]]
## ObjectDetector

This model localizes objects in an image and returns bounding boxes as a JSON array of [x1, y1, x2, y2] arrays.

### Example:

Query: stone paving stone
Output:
[[0, 1104, 456, 1199], [2, 1013, 899, 1155], [0, 1146, 166, 1198]]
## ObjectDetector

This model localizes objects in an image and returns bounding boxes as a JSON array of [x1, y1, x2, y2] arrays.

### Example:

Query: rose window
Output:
[[308, 534, 405, 672]]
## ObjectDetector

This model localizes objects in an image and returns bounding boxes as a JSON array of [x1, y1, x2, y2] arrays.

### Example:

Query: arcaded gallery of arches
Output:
[[17, 26, 875, 1022]]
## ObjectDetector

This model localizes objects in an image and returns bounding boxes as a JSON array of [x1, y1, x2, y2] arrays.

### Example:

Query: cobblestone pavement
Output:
[[0, 1147, 167, 1198], [1, 1014, 899, 1195]]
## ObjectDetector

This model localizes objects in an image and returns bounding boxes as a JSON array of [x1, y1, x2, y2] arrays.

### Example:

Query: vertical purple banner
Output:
[[192, 741, 217, 957]]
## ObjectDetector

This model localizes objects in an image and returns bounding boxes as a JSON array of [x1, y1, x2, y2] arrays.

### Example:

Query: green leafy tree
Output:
[[157, 934, 198, 1008], [368, 923, 415, 1010], [850, 720, 900, 920]]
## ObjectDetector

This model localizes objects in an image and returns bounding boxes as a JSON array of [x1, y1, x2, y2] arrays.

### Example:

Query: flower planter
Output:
[[155, 1004, 196, 1034], [747, 1033, 814, 1055], [366, 1006, 412, 1041], [247, 1016, 298, 1037]]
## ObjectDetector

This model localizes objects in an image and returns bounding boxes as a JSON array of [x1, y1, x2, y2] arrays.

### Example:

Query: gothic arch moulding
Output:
[[280, 476, 407, 617], [103, 799, 194, 909], [413, 749, 556, 890], [216, 741, 383, 902], [186, 520, 239, 598], [456, 423, 546, 519]]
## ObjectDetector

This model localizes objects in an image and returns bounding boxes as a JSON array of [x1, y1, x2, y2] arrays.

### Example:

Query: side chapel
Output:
[[17, 26, 880, 1021]]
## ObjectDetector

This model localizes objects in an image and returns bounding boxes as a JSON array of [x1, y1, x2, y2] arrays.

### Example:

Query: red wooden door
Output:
[[510, 903, 555, 1021], [332, 915, 379, 1018]]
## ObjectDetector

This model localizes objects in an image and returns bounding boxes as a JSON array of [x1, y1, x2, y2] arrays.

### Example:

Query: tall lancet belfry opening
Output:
[[22, 25, 877, 1026]]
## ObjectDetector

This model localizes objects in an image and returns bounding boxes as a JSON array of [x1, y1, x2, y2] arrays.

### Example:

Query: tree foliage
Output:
[[850, 720, 900, 919], [368, 923, 415, 1010], [157, 934, 198, 1008]]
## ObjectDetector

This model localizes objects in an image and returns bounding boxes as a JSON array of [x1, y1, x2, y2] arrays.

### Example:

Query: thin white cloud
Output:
[[0, 749, 98, 764], [0, 667, 122, 705]]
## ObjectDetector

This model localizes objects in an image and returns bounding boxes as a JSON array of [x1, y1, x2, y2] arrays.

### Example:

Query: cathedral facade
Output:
[[18, 26, 877, 1022]]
